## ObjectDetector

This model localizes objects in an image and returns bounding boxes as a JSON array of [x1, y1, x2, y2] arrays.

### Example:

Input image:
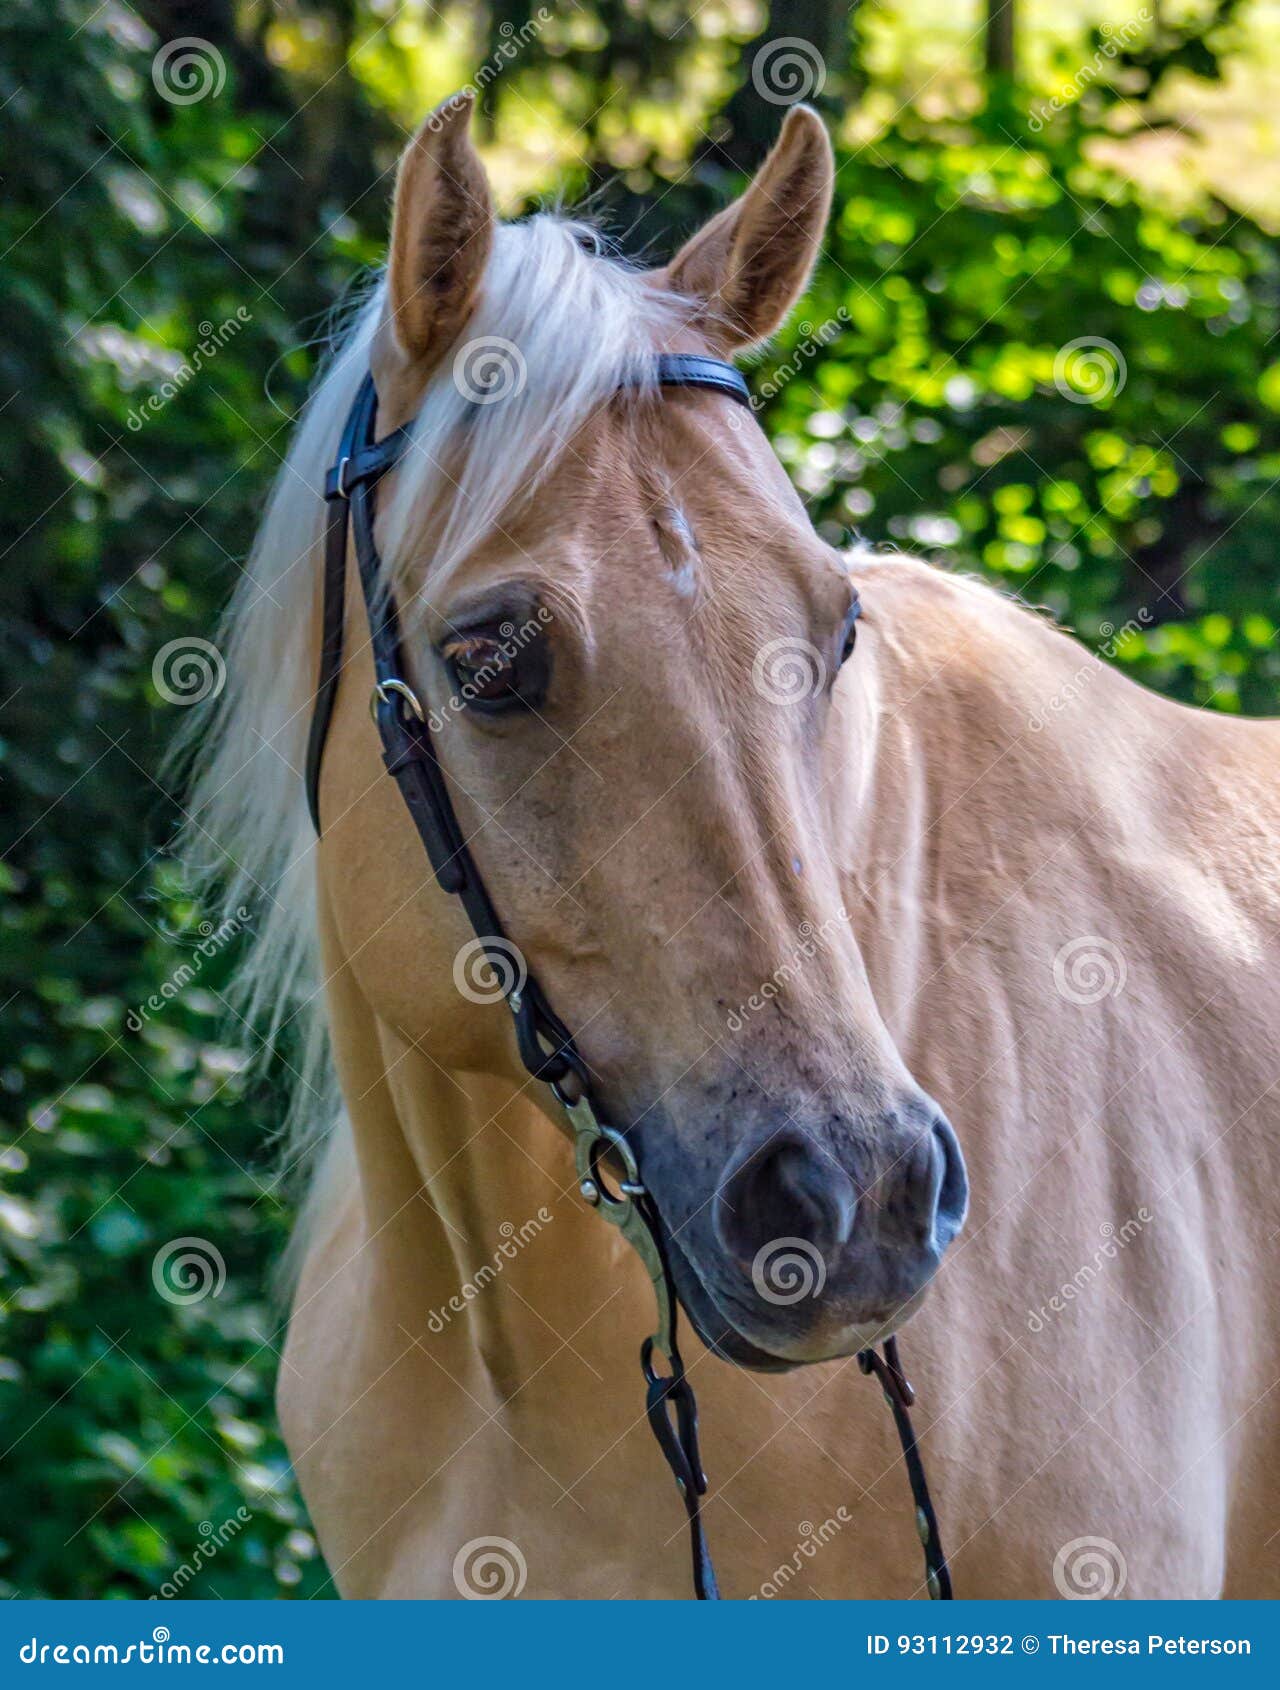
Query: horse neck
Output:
[[315, 896, 624, 1383], [837, 558, 1158, 1040]]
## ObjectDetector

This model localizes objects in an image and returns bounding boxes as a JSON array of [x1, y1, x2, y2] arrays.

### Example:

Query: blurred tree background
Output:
[[1, 0, 1277, 1597]]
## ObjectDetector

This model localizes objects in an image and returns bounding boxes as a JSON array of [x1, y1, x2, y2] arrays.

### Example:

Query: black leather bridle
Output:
[[304, 352, 952, 1601]]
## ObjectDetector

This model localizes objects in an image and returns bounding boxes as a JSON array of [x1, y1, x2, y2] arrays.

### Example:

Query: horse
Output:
[[185, 93, 1280, 1599]]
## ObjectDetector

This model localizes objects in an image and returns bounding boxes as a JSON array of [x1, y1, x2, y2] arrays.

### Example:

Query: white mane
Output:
[[175, 215, 688, 1228]]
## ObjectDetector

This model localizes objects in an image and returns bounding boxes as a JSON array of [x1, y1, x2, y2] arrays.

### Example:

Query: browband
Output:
[[651, 353, 753, 407]]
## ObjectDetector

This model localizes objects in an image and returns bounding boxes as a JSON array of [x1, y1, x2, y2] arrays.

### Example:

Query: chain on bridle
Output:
[[303, 357, 953, 1601]]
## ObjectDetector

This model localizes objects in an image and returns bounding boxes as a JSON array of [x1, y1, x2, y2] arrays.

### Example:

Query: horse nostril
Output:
[[929, 1116, 969, 1250], [714, 1134, 858, 1266]]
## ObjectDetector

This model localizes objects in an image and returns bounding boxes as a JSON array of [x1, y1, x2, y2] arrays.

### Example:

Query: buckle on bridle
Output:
[[858, 1340, 916, 1408], [370, 679, 425, 723]]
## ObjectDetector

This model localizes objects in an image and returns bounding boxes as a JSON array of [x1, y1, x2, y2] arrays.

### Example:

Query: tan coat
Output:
[[276, 96, 1280, 1599]]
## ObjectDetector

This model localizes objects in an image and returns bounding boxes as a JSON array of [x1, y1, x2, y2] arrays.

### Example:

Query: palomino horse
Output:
[[189, 95, 1280, 1598]]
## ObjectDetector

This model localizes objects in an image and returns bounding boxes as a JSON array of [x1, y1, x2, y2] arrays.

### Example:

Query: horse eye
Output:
[[839, 602, 861, 665], [445, 637, 514, 698], [440, 624, 549, 714]]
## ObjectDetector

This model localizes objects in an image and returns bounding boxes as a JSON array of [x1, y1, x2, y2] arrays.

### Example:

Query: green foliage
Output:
[[1, 0, 1276, 1599], [0, 0, 388, 1597], [757, 101, 1280, 713]]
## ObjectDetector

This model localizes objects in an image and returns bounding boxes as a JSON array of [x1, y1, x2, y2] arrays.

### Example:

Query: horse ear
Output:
[[383, 91, 494, 368], [665, 106, 833, 352]]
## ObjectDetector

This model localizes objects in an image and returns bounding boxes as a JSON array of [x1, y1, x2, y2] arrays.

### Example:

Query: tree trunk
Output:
[[709, 0, 855, 172], [985, 0, 1016, 77]]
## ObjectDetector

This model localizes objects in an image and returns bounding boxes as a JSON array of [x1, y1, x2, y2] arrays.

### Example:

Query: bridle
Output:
[[303, 351, 953, 1601]]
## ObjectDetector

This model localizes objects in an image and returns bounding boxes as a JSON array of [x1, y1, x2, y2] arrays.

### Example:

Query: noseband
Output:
[[304, 353, 952, 1601]]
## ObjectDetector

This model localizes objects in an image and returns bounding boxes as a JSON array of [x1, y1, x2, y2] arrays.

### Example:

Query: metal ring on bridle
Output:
[[573, 1119, 644, 1212]]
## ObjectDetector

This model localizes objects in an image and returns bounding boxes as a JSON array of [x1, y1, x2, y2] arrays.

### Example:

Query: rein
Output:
[[304, 358, 952, 1602]]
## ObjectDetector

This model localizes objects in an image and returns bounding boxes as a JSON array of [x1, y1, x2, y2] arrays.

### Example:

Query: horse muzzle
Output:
[[645, 1105, 969, 1370]]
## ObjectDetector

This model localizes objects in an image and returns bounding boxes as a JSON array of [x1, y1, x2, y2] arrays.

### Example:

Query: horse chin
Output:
[[663, 1229, 906, 1373]]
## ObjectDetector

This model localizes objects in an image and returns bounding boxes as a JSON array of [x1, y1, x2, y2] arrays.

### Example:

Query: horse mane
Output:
[[172, 215, 690, 1245]]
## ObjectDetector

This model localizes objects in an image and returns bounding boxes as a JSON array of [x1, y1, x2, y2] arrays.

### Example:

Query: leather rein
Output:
[[303, 355, 952, 1601]]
